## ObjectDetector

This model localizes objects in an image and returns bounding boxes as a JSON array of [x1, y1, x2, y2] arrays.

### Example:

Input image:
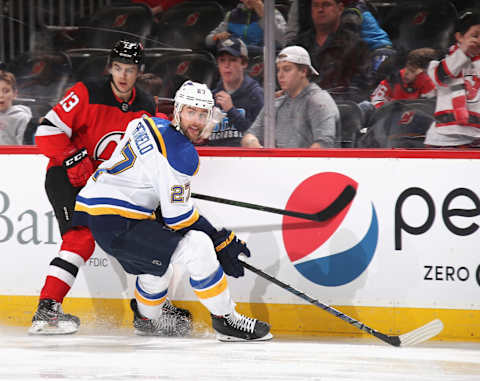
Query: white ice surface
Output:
[[0, 326, 479, 381]]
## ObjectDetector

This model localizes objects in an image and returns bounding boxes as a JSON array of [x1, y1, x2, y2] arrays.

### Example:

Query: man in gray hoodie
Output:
[[241, 45, 338, 148], [0, 70, 32, 145]]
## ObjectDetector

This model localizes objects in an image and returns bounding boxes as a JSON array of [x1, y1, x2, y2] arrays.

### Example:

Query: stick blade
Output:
[[398, 319, 444, 347]]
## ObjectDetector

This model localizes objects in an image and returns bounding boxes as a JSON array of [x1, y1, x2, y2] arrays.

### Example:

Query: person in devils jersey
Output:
[[29, 39, 189, 335]]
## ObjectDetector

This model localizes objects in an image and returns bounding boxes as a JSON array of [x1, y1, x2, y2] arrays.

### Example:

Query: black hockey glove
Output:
[[212, 228, 250, 278]]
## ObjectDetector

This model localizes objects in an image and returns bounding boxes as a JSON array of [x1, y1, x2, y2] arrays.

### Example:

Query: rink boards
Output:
[[0, 149, 479, 341]]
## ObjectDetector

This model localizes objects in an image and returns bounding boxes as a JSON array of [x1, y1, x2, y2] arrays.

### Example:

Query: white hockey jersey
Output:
[[74, 116, 200, 231], [425, 44, 480, 146]]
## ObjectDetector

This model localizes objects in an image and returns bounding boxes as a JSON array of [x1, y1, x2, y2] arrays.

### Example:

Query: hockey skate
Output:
[[211, 310, 273, 342], [162, 298, 192, 320], [28, 299, 80, 335], [130, 299, 192, 336]]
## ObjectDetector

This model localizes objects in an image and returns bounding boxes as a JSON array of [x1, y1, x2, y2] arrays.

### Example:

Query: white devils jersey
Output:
[[75, 116, 200, 231]]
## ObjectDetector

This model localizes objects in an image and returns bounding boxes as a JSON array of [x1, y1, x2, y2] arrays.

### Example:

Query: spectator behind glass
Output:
[[370, 48, 437, 109], [204, 37, 263, 147], [205, 0, 286, 56], [0, 70, 32, 145], [242, 46, 338, 148], [135, 72, 169, 119], [340, 0, 395, 72], [131, 0, 186, 16], [424, 10, 480, 148], [287, 0, 393, 63], [293, 0, 372, 101]]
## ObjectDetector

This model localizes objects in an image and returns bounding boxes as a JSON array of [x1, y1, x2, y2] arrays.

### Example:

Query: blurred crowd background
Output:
[[0, 0, 478, 148]]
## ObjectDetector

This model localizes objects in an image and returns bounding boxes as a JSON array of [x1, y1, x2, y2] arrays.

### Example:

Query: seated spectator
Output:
[[135, 72, 169, 119], [424, 10, 480, 148], [287, 0, 393, 68], [0, 71, 32, 145], [292, 0, 372, 100], [341, 0, 395, 71], [370, 48, 437, 109], [241, 46, 338, 148], [131, 0, 187, 17], [204, 37, 263, 147], [205, 0, 286, 56]]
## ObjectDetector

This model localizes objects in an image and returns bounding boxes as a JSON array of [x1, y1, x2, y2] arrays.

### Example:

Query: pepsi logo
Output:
[[282, 172, 378, 287]]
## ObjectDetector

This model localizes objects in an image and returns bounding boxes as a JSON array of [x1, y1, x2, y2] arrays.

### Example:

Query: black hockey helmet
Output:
[[109, 39, 144, 66]]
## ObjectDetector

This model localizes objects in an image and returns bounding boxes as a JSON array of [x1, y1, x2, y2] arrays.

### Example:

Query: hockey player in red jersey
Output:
[[29, 39, 174, 334]]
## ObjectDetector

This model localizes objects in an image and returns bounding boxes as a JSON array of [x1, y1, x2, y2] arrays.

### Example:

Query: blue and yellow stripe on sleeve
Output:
[[189, 266, 228, 299], [75, 195, 156, 220], [163, 207, 199, 230]]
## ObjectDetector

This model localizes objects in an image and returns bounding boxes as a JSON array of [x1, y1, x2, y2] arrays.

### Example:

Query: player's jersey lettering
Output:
[[60, 91, 80, 112], [133, 121, 154, 155]]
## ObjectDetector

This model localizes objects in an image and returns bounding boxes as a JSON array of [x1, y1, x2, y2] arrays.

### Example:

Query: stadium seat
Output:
[[66, 49, 110, 83], [381, 0, 457, 53], [336, 101, 364, 148], [7, 51, 72, 102], [146, 50, 218, 99], [77, 4, 153, 49], [355, 99, 436, 148], [150, 1, 225, 49]]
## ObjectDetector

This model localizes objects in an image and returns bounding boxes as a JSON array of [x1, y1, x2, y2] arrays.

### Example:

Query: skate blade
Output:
[[216, 332, 273, 342], [28, 321, 78, 335]]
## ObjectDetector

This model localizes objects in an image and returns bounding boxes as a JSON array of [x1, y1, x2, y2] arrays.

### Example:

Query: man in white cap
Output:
[[241, 45, 339, 148]]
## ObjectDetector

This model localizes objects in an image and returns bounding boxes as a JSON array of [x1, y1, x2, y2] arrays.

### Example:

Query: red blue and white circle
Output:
[[282, 172, 378, 287]]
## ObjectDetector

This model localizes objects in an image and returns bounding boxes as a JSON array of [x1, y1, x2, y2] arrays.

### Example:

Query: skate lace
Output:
[[162, 299, 178, 314], [226, 311, 256, 334]]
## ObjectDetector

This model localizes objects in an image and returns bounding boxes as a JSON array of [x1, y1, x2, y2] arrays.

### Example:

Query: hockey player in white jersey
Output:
[[72, 80, 272, 341]]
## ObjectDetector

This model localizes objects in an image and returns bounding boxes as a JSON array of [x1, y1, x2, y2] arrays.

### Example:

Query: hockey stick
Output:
[[192, 185, 356, 223], [239, 259, 444, 347]]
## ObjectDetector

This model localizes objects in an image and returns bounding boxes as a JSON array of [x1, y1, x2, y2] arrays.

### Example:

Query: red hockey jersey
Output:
[[371, 69, 436, 108], [35, 79, 155, 169]]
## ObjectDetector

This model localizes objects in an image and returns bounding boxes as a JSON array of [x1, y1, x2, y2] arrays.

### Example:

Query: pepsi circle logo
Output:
[[282, 172, 378, 287]]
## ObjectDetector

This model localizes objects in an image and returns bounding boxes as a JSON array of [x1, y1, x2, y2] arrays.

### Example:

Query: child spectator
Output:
[[135, 72, 169, 119], [371, 48, 437, 108], [424, 9, 480, 148], [0, 71, 32, 145], [205, 0, 286, 56], [206, 37, 264, 147]]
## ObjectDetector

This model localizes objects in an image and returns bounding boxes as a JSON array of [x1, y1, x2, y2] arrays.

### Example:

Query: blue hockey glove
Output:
[[212, 228, 250, 278]]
